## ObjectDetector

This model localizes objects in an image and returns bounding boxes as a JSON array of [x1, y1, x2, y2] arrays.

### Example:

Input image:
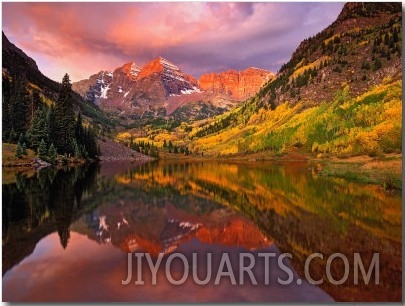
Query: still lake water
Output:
[[2, 160, 402, 302]]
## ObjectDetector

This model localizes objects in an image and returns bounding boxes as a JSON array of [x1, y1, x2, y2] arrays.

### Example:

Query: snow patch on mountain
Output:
[[159, 57, 189, 83], [181, 86, 200, 95], [100, 83, 110, 99], [130, 63, 141, 78]]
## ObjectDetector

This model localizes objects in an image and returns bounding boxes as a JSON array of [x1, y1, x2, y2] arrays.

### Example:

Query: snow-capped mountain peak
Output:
[[72, 57, 273, 117]]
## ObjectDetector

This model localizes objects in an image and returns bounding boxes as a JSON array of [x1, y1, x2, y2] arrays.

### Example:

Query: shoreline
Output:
[[159, 151, 402, 190], [3, 150, 401, 190]]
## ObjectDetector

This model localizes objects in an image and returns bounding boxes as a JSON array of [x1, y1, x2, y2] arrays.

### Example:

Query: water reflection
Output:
[[2, 160, 402, 302], [3, 163, 101, 274]]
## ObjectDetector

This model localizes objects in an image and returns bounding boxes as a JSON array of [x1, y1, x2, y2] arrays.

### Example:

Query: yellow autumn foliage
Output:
[[191, 78, 402, 157], [292, 56, 331, 79]]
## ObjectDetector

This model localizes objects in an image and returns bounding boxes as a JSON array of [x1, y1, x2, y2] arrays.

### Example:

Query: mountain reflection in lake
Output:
[[2, 160, 402, 302]]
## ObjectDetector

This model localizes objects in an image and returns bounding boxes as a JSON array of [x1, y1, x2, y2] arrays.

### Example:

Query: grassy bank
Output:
[[313, 154, 402, 191], [2, 143, 37, 167]]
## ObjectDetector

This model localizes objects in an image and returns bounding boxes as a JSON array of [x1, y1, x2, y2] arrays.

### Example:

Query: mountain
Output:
[[126, 57, 200, 117], [2, 32, 114, 128], [72, 62, 141, 113], [189, 2, 402, 157], [2, 32, 59, 99], [199, 67, 275, 100], [73, 57, 274, 120], [253, 2, 402, 109]]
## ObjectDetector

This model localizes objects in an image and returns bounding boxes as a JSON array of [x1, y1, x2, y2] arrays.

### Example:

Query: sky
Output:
[[3, 2, 345, 82]]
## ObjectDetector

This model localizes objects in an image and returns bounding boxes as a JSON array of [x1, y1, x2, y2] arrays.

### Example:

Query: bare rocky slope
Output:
[[97, 138, 152, 161], [73, 57, 274, 120]]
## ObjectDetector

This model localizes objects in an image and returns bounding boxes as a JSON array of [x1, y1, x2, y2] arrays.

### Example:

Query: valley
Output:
[[1, 2, 402, 303], [2, 3, 402, 189]]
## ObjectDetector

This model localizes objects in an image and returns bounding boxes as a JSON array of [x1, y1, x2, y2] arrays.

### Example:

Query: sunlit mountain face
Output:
[[72, 57, 274, 118]]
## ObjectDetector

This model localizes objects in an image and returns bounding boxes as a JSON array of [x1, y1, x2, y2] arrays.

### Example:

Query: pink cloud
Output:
[[2, 2, 344, 82]]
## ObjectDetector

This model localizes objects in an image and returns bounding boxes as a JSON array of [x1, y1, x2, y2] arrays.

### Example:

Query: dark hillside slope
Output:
[[2, 32, 115, 128], [252, 2, 401, 110]]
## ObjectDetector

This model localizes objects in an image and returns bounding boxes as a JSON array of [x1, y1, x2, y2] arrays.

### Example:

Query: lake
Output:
[[2, 160, 402, 302]]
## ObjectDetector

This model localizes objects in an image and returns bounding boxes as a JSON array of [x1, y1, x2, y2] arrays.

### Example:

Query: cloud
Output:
[[2, 2, 344, 82]]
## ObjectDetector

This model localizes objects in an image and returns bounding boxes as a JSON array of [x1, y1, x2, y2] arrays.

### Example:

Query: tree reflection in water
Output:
[[2, 160, 402, 302]]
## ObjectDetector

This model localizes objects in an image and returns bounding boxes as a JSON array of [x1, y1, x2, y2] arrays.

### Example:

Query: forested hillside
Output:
[[3, 72, 99, 162], [186, 3, 402, 157]]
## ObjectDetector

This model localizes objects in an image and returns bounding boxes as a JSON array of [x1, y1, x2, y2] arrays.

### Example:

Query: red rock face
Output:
[[136, 57, 198, 93], [199, 68, 275, 100], [120, 62, 141, 81], [137, 57, 165, 80], [73, 58, 274, 117], [126, 57, 200, 116]]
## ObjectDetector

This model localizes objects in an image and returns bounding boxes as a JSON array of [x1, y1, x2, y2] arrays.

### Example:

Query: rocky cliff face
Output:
[[136, 57, 198, 95], [73, 57, 274, 119], [199, 67, 275, 100], [126, 57, 200, 117], [72, 62, 141, 111]]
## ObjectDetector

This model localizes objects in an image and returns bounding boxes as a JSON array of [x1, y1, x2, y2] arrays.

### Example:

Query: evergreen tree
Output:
[[2, 75, 12, 140], [18, 133, 25, 147], [83, 127, 99, 159], [48, 143, 58, 164], [53, 74, 76, 154], [15, 141, 23, 159], [73, 139, 81, 158], [38, 139, 47, 160], [8, 127, 17, 143], [73, 112, 99, 159], [28, 106, 50, 149], [3, 76, 30, 138], [62, 154, 68, 165], [75, 112, 84, 144], [30, 90, 42, 122], [49, 106, 57, 147], [22, 142, 27, 155], [11, 78, 31, 136]]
